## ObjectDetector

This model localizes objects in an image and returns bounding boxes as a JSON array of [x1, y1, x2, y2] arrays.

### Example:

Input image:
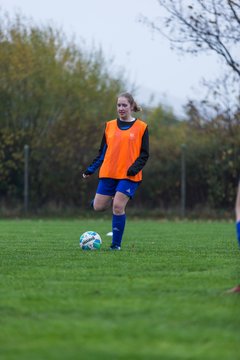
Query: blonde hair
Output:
[[118, 92, 142, 112]]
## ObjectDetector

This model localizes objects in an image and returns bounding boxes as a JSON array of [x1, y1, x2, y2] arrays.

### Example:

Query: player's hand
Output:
[[82, 169, 93, 179]]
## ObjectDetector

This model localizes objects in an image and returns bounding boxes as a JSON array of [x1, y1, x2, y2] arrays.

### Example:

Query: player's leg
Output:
[[93, 179, 116, 211], [110, 191, 129, 249], [110, 180, 140, 250], [235, 180, 240, 247], [113, 191, 130, 215], [93, 193, 112, 211], [227, 180, 240, 293]]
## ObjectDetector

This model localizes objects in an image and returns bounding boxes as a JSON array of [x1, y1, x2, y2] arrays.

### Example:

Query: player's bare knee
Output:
[[112, 203, 124, 215]]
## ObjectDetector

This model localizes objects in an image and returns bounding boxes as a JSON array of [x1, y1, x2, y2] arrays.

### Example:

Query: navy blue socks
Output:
[[236, 221, 240, 248], [112, 214, 126, 247]]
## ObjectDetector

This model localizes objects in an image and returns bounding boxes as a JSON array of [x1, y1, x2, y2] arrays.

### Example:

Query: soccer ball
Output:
[[79, 231, 102, 250]]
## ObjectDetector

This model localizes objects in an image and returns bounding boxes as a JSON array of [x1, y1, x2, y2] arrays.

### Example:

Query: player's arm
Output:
[[236, 180, 240, 222], [83, 131, 107, 178], [236, 180, 240, 248], [127, 126, 149, 176]]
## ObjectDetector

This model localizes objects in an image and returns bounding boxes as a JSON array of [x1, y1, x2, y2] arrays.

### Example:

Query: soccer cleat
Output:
[[226, 284, 240, 293], [109, 244, 121, 251]]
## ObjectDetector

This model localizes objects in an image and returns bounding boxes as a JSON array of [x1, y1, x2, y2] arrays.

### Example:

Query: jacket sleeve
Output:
[[127, 126, 149, 176]]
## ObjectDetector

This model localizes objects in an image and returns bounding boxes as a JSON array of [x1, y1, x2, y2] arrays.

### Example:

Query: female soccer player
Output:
[[83, 92, 149, 250], [227, 179, 240, 293], [236, 179, 240, 249]]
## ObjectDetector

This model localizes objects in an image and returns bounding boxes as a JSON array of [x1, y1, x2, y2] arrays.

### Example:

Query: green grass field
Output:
[[0, 218, 239, 360]]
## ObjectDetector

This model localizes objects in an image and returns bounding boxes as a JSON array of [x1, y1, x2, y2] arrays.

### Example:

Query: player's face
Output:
[[117, 97, 132, 120]]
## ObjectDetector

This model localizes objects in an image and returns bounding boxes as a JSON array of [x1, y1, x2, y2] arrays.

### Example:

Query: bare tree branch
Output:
[[144, 0, 240, 76], [140, 0, 240, 119]]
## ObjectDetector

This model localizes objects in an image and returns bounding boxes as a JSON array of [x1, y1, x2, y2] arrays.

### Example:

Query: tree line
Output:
[[0, 11, 239, 214]]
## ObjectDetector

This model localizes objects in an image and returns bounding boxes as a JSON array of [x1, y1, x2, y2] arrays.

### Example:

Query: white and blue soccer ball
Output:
[[79, 231, 102, 250]]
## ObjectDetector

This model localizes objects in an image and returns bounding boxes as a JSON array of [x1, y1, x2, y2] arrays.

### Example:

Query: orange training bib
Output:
[[99, 119, 147, 182]]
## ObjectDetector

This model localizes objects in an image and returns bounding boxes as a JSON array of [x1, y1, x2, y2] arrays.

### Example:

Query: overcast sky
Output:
[[0, 0, 223, 115]]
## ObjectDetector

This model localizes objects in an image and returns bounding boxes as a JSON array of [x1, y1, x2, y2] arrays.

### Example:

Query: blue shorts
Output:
[[96, 178, 140, 199]]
